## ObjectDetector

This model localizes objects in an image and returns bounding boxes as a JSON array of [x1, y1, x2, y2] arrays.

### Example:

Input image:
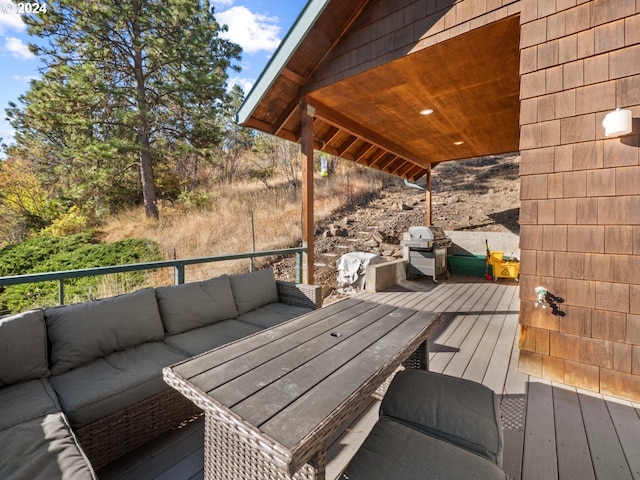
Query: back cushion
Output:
[[45, 288, 164, 375], [229, 268, 279, 315], [0, 309, 50, 387], [155, 274, 239, 335]]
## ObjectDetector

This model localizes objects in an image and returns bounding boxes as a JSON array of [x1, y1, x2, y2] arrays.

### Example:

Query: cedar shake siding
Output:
[[518, 0, 640, 402]]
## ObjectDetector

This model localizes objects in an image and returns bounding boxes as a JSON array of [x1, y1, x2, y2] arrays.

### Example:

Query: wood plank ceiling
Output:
[[239, 5, 521, 182]]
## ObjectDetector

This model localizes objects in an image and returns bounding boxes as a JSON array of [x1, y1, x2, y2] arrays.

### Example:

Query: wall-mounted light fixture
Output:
[[602, 108, 632, 137]]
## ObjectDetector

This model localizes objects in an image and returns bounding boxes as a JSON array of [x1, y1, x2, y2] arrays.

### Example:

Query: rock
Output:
[[363, 238, 379, 248], [328, 224, 348, 237], [395, 202, 413, 211]]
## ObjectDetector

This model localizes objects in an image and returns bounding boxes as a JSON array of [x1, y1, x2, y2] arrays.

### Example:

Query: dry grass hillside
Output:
[[100, 154, 520, 294], [99, 164, 393, 284]]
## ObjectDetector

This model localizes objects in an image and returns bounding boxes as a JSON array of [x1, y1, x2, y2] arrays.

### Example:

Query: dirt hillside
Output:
[[272, 154, 520, 296]]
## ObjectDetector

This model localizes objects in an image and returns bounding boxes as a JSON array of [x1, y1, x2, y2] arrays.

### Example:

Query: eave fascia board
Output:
[[236, 0, 331, 126]]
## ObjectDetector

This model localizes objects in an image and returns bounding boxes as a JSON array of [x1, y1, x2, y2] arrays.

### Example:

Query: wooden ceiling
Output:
[[240, 8, 521, 182]]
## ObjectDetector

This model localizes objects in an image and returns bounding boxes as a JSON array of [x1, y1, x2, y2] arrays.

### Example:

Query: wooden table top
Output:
[[164, 297, 443, 475]]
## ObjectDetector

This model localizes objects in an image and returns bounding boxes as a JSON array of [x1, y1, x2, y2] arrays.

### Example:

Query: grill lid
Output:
[[407, 226, 434, 241], [401, 226, 451, 249]]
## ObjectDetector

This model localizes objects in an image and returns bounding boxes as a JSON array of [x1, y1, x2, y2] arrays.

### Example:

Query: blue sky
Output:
[[0, 0, 307, 151]]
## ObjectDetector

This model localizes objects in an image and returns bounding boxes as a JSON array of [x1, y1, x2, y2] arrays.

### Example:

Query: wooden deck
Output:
[[98, 276, 640, 480]]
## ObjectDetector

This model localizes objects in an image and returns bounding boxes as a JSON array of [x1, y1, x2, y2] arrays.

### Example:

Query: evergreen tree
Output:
[[7, 0, 241, 219]]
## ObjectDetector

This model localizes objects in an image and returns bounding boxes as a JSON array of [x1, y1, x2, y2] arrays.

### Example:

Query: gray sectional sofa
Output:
[[0, 268, 321, 479]]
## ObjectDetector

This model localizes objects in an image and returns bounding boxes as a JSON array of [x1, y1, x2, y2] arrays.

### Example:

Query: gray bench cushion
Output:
[[45, 288, 165, 375], [0, 379, 61, 432], [340, 417, 508, 480], [237, 303, 312, 329], [380, 370, 503, 465], [229, 268, 279, 315], [163, 319, 262, 356], [155, 274, 238, 335], [0, 413, 95, 480], [50, 342, 186, 428], [0, 309, 49, 386]]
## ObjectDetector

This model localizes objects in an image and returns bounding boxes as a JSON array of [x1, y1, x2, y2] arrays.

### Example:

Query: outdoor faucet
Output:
[[533, 286, 566, 316], [534, 287, 548, 308]]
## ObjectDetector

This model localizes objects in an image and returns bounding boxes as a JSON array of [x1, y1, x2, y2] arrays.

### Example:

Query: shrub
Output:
[[0, 232, 162, 314], [41, 205, 89, 237]]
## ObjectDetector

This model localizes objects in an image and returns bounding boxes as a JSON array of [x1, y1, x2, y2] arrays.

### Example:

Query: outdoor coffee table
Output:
[[163, 297, 443, 480]]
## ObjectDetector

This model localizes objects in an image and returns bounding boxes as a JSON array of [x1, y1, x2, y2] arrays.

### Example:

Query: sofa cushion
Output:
[[380, 370, 504, 465], [0, 379, 61, 432], [0, 309, 49, 387], [340, 417, 508, 480], [155, 274, 238, 335], [163, 319, 262, 356], [45, 288, 165, 375], [229, 268, 279, 315], [237, 303, 312, 329], [50, 341, 186, 428], [0, 413, 95, 480]]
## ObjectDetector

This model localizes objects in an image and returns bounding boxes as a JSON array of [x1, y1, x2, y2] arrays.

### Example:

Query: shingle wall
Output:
[[518, 0, 640, 402]]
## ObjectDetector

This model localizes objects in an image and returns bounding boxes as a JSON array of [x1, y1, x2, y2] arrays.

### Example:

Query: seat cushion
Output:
[[229, 268, 279, 315], [163, 319, 262, 356], [45, 288, 165, 375], [380, 370, 503, 465], [0, 309, 49, 387], [340, 417, 508, 480], [237, 303, 312, 329], [155, 274, 239, 335], [50, 342, 187, 428], [0, 379, 61, 432], [0, 413, 95, 480]]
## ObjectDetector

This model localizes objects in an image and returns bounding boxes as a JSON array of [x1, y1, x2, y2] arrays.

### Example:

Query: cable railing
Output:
[[0, 247, 306, 306]]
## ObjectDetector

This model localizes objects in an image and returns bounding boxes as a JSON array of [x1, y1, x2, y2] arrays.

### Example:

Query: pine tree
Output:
[[7, 0, 241, 219]]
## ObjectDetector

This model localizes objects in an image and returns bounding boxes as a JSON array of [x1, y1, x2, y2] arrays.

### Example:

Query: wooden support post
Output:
[[425, 164, 432, 226], [301, 97, 315, 284]]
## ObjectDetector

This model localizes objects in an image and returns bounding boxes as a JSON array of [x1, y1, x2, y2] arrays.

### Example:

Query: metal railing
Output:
[[0, 247, 306, 306]]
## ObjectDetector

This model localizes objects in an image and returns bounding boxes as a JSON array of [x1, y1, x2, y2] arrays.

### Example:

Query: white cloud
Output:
[[216, 6, 281, 55], [0, 127, 16, 145], [227, 76, 254, 94], [13, 73, 38, 82], [4, 36, 34, 59], [0, 1, 25, 33]]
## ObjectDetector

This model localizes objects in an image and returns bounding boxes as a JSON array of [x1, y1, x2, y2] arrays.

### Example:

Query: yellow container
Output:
[[487, 251, 520, 280], [488, 251, 504, 265]]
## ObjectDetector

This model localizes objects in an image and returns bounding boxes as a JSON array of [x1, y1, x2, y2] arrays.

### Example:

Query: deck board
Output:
[[579, 390, 635, 480], [522, 381, 559, 480], [97, 276, 640, 480], [553, 386, 596, 480], [605, 398, 640, 480]]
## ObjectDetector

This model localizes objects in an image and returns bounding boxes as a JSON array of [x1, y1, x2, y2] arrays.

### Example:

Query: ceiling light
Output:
[[420, 108, 434, 116], [454, 141, 464, 145]]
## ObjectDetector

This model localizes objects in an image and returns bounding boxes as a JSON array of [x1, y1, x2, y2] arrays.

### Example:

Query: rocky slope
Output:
[[272, 154, 520, 296]]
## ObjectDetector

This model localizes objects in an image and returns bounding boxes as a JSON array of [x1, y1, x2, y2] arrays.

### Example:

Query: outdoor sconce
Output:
[[602, 108, 632, 137]]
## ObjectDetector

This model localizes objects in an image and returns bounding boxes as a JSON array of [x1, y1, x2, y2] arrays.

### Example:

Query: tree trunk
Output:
[[139, 132, 159, 219], [132, 11, 159, 219]]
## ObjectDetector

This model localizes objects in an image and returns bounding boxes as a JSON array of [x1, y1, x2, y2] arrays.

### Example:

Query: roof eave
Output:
[[236, 0, 330, 126]]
